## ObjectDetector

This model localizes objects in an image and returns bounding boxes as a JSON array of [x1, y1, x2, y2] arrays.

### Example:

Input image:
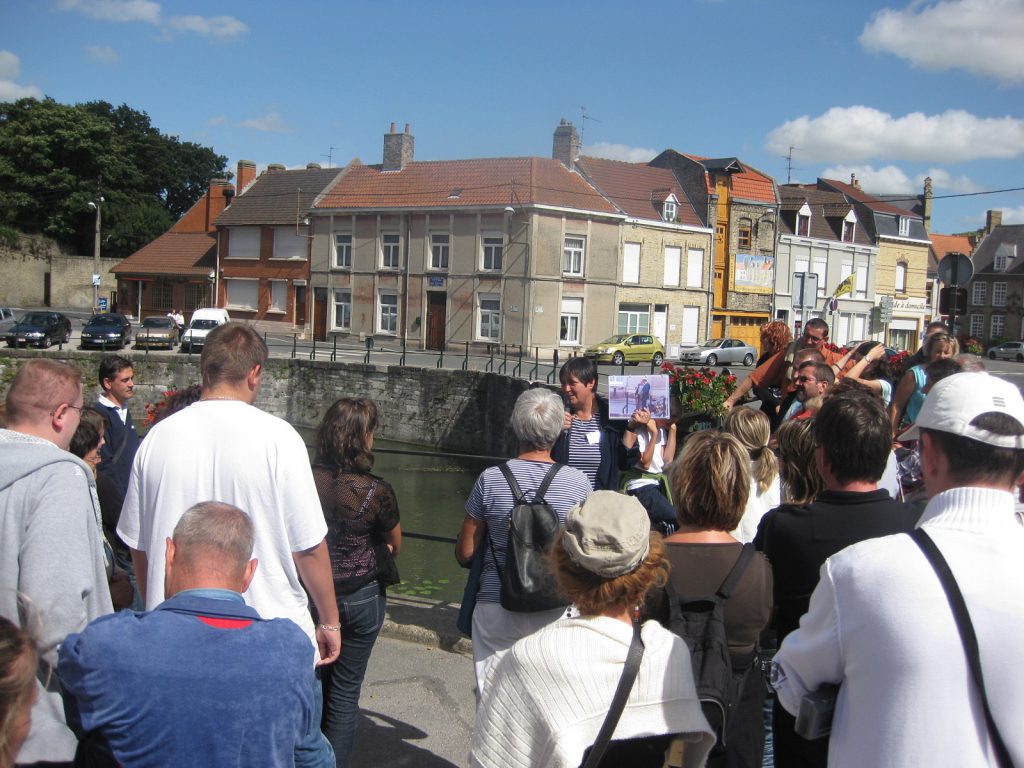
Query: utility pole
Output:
[[87, 190, 103, 314]]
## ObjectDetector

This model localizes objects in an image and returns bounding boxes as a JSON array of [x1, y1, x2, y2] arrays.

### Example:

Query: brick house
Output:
[[214, 161, 342, 328], [306, 122, 627, 353], [647, 152, 778, 351], [966, 211, 1023, 343], [573, 155, 713, 356], [775, 185, 879, 344], [111, 178, 233, 321], [928, 231, 974, 325]]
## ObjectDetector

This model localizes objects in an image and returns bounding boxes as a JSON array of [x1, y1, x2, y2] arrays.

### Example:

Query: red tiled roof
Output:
[[112, 232, 216, 277], [929, 233, 973, 257], [314, 157, 619, 215], [575, 156, 702, 227], [820, 178, 912, 218], [730, 168, 776, 204]]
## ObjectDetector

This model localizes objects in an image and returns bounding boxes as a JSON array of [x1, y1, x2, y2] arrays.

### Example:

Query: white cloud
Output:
[[861, 0, 1024, 84], [238, 111, 294, 134], [57, 0, 161, 24], [0, 50, 21, 80], [1001, 206, 1024, 224], [86, 45, 120, 64], [0, 51, 42, 101], [821, 164, 915, 193], [917, 168, 982, 194], [766, 106, 1024, 163], [583, 142, 658, 163], [167, 15, 249, 39]]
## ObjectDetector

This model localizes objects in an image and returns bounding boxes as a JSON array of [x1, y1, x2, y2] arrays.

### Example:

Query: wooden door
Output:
[[313, 288, 327, 341], [711, 317, 724, 340], [295, 285, 308, 327], [426, 292, 446, 350]]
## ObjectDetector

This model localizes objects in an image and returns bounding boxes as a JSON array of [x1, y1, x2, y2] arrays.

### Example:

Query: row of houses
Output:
[[112, 121, 998, 357]]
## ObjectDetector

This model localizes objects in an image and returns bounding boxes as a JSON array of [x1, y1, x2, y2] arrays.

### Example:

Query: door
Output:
[[711, 316, 724, 340], [294, 285, 308, 327], [653, 305, 668, 347], [426, 292, 446, 350], [313, 288, 327, 341]]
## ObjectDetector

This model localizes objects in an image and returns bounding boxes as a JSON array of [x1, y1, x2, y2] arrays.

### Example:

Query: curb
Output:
[[380, 593, 473, 656]]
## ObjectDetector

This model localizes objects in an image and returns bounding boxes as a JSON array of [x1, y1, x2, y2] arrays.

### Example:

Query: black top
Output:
[[97, 404, 141, 496], [550, 394, 627, 491], [753, 489, 920, 641]]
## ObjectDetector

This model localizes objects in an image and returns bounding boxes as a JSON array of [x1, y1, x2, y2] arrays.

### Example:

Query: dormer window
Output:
[[995, 252, 1008, 272], [898, 216, 910, 237], [662, 195, 678, 223], [842, 211, 857, 243], [796, 202, 811, 237]]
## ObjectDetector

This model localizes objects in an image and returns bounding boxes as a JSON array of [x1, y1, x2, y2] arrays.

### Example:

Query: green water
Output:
[[298, 430, 495, 603]]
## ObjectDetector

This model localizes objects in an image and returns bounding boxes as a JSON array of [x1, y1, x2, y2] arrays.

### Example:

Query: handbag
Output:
[[910, 528, 1015, 768]]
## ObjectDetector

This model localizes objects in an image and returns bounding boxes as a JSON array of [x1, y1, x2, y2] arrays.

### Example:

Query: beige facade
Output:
[[875, 237, 931, 349]]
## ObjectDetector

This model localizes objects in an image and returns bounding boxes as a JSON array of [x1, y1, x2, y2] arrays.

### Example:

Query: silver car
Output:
[[678, 338, 757, 367], [986, 341, 1024, 362]]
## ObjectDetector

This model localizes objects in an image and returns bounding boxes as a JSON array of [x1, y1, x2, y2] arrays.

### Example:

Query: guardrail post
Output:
[[512, 344, 522, 377], [547, 349, 559, 383], [436, 343, 444, 369], [462, 341, 469, 371], [291, 334, 297, 359], [331, 336, 337, 362], [485, 344, 494, 372], [364, 336, 374, 365], [309, 336, 317, 361], [498, 344, 508, 375], [529, 346, 539, 379]]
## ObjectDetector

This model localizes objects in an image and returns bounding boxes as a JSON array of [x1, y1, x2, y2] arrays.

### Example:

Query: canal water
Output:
[[298, 430, 494, 604]]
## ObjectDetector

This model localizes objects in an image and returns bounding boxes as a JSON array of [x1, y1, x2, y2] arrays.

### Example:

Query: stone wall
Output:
[[0, 349, 537, 457], [1, 233, 120, 308]]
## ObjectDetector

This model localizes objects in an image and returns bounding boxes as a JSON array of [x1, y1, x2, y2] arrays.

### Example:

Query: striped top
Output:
[[566, 416, 603, 489], [466, 459, 591, 604]]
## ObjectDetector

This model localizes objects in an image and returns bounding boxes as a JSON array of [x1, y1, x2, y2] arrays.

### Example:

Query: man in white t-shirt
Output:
[[118, 322, 340, 767]]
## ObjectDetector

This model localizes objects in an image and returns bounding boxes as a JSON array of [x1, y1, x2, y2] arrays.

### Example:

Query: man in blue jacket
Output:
[[59, 502, 314, 767], [96, 355, 140, 496]]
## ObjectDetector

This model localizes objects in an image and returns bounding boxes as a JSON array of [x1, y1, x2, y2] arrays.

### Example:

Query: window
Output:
[[334, 233, 352, 269], [478, 293, 501, 341], [663, 246, 681, 287], [898, 217, 910, 237], [991, 314, 1005, 339], [151, 279, 173, 310], [623, 242, 641, 284], [738, 219, 752, 250], [842, 220, 856, 243], [268, 280, 287, 312], [225, 279, 258, 310], [273, 228, 307, 260], [895, 262, 907, 293], [381, 233, 400, 269], [973, 282, 987, 305], [995, 250, 1008, 272], [970, 314, 984, 338], [564, 236, 585, 276], [560, 297, 582, 345], [617, 303, 650, 334], [430, 233, 449, 270], [856, 264, 868, 299], [333, 290, 351, 330], [227, 227, 260, 259], [378, 291, 398, 334], [482, 235, 503, 271], [185, 282, 208, 312], [993, 282, 1007, 307], [663, 199, 677, 223], [813, 256, 827, 296], [686, 248, 704, 288], [796, 213, 810, 237]]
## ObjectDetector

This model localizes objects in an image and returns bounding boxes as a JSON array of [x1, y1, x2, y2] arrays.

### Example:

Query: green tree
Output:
[[0, 97, 227, 260]]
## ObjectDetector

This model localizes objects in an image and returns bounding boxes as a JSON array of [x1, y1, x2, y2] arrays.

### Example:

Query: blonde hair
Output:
[[551, 534, 669, 616], [775, 418, 825, 505], [925, 333, 959, 361], [724, 408, 778, 495], [668, 430, 750, 531], [0, 615, 38, 764]]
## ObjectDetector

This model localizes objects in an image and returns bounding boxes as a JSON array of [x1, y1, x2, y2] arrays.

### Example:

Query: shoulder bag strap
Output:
[[582, 617, 646, 768], [534, 462, 564, 504], [716, 543, 756, 601], [909, 528, 1015, 768]]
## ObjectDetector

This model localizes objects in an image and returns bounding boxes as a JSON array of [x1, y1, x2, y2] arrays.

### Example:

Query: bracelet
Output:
[[318, 623, 341, 632]]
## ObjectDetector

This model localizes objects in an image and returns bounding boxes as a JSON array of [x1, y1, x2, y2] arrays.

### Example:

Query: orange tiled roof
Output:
[[929, 233, 973, 257], [730, 168, 776, 204], [112, 232, 216, 277], [575, 156, 702, 227], [314, 157, 619, 215]]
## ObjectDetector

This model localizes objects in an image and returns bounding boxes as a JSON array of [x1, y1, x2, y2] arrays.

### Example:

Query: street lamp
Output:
[[87, 197, 104, 313], [208, 269, 216, 308]]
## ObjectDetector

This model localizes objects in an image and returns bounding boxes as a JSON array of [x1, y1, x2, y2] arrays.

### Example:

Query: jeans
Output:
[[321, 580, 386, 768], [296, 668, 335, 768]]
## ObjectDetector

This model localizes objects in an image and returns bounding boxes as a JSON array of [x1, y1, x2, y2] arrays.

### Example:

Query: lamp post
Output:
[[208, 269, 216, 308], [87, 196, 103, 313]]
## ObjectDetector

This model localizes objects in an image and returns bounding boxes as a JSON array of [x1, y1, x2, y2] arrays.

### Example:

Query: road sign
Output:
[[97, 297, 108, 312], [939, 287, 968, 315], [937, 252, 973, 286], [879, 295, 894, 323], [828, 297, 839, 313]]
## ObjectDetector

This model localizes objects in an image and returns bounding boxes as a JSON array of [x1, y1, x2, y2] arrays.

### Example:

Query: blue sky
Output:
[[2, 0, 1022, 233]]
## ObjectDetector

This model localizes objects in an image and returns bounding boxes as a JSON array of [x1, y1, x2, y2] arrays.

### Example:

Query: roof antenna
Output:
[[785, 145, 798, 184], [321, 146, 335, 168], [580, 106, 601, 150]]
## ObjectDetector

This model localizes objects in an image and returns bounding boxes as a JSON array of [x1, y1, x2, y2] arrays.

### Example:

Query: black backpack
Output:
[[486, 462, 565, 613], [664, 543, 757, 747]]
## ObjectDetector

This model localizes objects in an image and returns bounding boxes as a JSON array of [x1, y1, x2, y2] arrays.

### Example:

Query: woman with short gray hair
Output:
[[456, 388, 591, 698]]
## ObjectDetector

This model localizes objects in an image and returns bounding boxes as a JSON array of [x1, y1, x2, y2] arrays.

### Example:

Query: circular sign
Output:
[[937, 252, 974, 286], [829, 297, 839, 313]]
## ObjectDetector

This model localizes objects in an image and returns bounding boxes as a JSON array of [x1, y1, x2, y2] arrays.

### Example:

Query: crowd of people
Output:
[[1, 318, 1021, 768]]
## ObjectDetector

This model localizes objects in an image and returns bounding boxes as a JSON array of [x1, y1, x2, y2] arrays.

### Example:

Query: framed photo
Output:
[[608, 374, 670, 420]]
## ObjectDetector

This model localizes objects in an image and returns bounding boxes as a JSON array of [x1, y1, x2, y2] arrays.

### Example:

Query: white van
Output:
[[180, 308, 230, 353]]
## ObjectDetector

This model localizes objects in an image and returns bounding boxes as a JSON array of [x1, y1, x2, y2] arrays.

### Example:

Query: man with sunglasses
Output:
[[781, 360, 835, 422], [0, 359, 113, 765]]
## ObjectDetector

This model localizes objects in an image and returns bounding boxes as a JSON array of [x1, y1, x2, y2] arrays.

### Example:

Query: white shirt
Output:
[[625, 427, 668, 491], [97, 394, 128, 424]]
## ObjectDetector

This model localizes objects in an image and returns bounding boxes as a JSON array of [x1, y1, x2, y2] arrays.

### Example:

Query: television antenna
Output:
[[580, 106, 601, 148]]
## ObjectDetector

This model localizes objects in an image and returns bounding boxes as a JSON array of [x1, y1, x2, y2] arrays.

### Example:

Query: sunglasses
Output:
[[794, 376, 817, 384]]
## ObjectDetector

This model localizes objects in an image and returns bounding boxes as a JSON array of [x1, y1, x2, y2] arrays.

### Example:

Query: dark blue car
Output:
[[4, 311, 72, 348], [80, 313, 132, 350]]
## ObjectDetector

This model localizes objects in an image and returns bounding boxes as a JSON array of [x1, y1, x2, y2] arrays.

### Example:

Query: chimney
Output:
[[306, 162, 322, 170], [383, 122, 414, 172], [236, 159, 257, 193], [204, 177, 233, 230], [553, 119, 580, 170], [267, 163, 286, 173], [922, 176, 933, 234], [850, 172, 860, 190], [986, 209, 1003, 234]]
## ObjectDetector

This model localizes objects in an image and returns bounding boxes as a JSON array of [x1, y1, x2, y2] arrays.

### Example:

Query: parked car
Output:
[[4, 311, 72, 348], [986, 340, 1024, 362], [678, 338, 757, 367], [135, 316, 178, 350], [180, 307, 231, 353], [0, 307, 15, 332], [584, 333, 665, 366], [80, 313, 132, 350]]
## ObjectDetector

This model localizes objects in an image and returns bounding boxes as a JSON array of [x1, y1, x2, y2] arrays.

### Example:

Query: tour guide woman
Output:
[[552, 357, 626, 491], [312, 398, 402, 768], [456, 388, 592, 698]]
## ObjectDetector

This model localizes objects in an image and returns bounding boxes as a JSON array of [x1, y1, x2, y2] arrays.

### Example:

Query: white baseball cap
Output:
[[902, 372, 1024, 449]]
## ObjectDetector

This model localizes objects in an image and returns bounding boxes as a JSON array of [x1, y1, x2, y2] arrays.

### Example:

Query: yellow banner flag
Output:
[[833, 273, 855, 297]]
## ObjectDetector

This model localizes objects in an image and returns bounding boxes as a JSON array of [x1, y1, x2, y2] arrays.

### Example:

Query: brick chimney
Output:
[[236, 159, 257, 192], [171, 177, 234, 233], [383, 123, 414, 172], [922, 176, 933, 234], [986, 209, 1003, 234], [850, 172, 861, 190], [553, 119, 580, 170]]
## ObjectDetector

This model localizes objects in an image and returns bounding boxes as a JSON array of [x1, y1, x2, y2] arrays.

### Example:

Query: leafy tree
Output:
[[0, 97, 227, 260]]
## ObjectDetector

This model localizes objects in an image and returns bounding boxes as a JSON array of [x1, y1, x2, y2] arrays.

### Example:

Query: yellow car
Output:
[[584, 333, 665, 366]]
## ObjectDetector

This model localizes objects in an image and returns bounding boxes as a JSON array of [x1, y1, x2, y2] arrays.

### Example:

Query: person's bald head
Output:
[[164, 502, 258, 599]]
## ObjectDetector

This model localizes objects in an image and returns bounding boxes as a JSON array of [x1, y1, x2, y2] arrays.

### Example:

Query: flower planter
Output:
[[676, 409, 722, 435]]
